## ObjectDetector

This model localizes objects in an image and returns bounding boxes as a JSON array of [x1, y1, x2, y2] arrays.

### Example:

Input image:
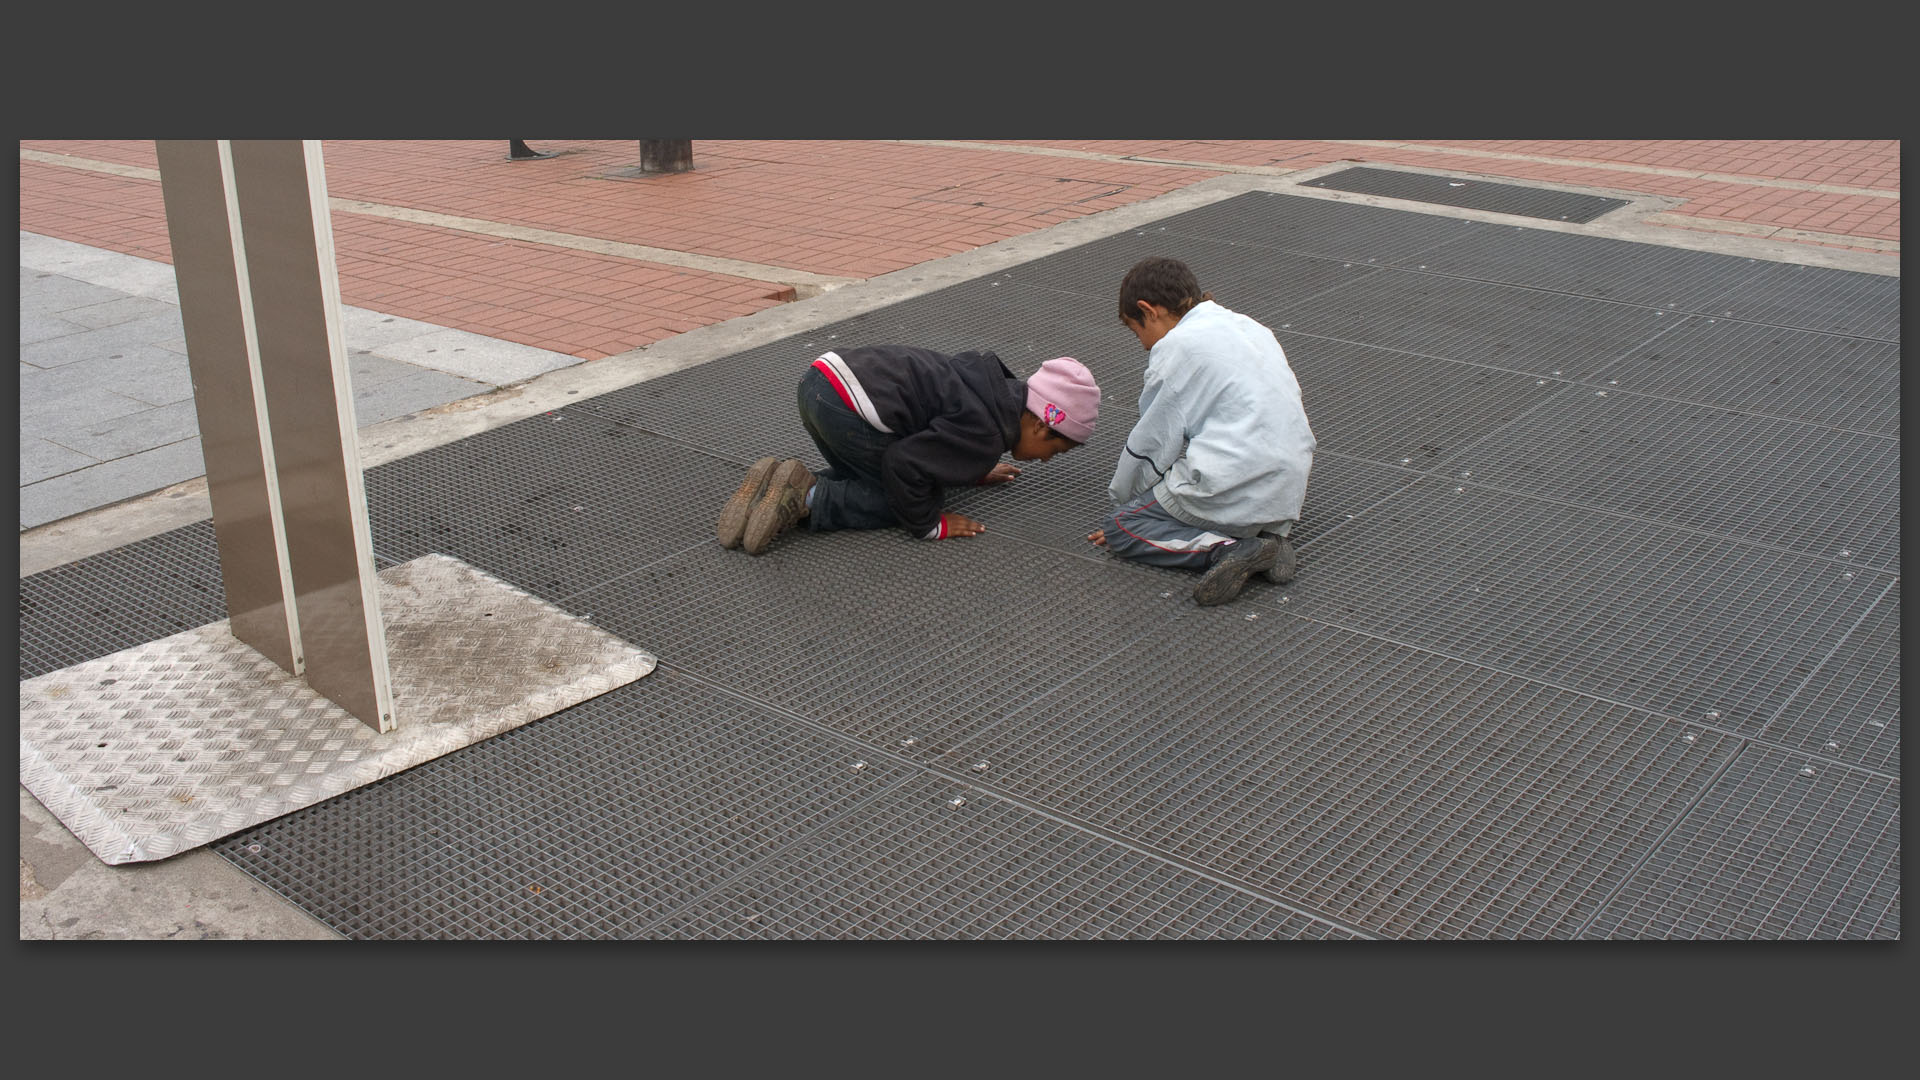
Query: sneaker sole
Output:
[[717, 457, 779, 549], [742, 459, 810, 555]]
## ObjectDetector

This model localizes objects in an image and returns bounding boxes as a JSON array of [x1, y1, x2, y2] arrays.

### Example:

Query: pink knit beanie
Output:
[[1026, 357, 1101, 443]]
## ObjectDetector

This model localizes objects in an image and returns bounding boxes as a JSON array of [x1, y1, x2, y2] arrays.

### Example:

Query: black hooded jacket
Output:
[[821, 344, 1026, 536]]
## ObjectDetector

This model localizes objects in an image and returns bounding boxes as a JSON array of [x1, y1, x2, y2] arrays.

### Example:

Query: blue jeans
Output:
[[797, 366, 903, 532]]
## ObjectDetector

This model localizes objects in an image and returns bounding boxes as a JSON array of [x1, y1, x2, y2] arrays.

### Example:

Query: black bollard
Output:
[[638, 140, 693, 173]]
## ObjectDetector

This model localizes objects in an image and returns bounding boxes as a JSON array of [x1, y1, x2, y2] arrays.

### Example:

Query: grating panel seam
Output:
[[1581, 737, 1754, 941], [623, 764, 925, 939], [1009, 255, 1393, 314], [1344, 264, 1897, 344], [1269, 326, 1670, 391], [1580, 317, 1904, 439], [1752, 578, 1900, 753], [1250, 603, 1883, 761], [625, 647, 1382, 936], [680, 764, 1381, 940], [548, 535, 717, 609], [1313, 467, 1900, 577]]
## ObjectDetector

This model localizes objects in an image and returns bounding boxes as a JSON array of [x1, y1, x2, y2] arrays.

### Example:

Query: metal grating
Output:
[[1141, 189, 1488, 263], [20, 185, 1898, 940], [565, 531, 1189, 753], [1445, 384, 1900, 572], [947, 609, 1739, 939], [1301, 166, 1629, 224], [1695, 260, 1900, 341], [1589, 315, 1900, 435], [361, 410, 742, 602], [213, 670, 917, 939], [1279, 332, 1566, 468], [1274, 479, 1894, 734], [18, 521, 227, 679], [1759, 582, 1899, 776], [997, 228, 1385, 313], [1582, 747, 1900, 939], [1261, 268, 1676, 382], [647, 775, 1362, 940], [1381, 223, 1773, 310]]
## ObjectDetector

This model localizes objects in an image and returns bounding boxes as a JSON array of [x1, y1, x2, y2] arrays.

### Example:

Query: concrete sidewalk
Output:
[[16, 141, 1901, 940]]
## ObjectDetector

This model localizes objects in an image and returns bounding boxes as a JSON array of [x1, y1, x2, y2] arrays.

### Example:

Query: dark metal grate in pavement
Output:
[[567, 530, 1188, 753], [997, 228, 1385, 311], [212, 670, 918, 939], [948, 609, 1740, 939], [17, 521, 227, 679], [1445, 384, 1900, 572], [1280, 333, 1565, 468], [1261, 268, 1676, 382], [1759, 582, 1899, 777], [1274, 480, 1894, 735], [1142, 189, 1489, 263], [647, 775, 1361, 940], [1695, 260, 1900, 341], [1301, 166, 1630, 224], [362, 410, 743, 602], [1381, 223, 1773, 310], [1582, 748, 1901, 939], [1588, 315, 1901, 436]]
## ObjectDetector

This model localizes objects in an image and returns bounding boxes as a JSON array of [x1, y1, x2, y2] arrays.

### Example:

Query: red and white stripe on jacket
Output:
[[811, 351, 894, 434]]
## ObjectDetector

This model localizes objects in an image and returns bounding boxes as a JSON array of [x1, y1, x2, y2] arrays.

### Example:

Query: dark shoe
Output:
[[1260, 532, 1296, 585], [717, 457, 779, 549], [1193, 536, 1280, 606], [742, 459, 814, 555]]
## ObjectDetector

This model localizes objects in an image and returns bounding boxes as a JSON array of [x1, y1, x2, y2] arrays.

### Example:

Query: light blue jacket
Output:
[[1108, 300, 1316, 537]]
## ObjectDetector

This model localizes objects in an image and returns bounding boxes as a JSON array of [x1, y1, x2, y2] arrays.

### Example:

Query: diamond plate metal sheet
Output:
[[1381, 223, 1774, 310], [947, 609, 1740, 939], [1274, 479, 1894, 734], [1758, 582, 1899, 776], [1301, 167, 1629, 224], [648, 775, 1362, 940], [1141, 189, 1487, 263], [1278, 332, 1565, 467], [1695, 260, 1900, 341], [362, 410, 745, 602], [1589, 315, 1900, 435], [214, 671, 914, 939], [1582, 747, 1900, 939], [569, 531, 1187, 752], [18, 521, 228, 680], [1444, 384, 1899, 572], [1262, 268, 1676, 381], [20, 554, 655, 864]]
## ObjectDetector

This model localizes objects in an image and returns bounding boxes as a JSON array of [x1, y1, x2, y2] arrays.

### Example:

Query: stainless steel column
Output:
[[154, 140, 302, 679]]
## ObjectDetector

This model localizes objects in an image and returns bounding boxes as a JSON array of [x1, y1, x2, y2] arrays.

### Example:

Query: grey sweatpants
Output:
[[1100, 493, 1287, 572]]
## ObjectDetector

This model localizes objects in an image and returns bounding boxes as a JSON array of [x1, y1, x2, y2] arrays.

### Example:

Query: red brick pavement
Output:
[[18, 139, 1899, 365]]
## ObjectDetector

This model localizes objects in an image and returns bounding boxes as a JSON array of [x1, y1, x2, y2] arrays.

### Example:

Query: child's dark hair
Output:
[[1117, 256, 1212, 324]]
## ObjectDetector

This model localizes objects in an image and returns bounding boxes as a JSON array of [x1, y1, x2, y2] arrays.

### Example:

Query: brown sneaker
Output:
[[1193, 536, 1280, 606], [1260, 531, 1296, 585], [742, 459, 814, 555], [717, 457, 779, 549]]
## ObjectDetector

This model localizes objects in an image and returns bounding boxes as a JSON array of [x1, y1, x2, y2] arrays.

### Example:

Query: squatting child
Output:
[[718, 345, 1102, 554], [1088, 256, 1316, 606]]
